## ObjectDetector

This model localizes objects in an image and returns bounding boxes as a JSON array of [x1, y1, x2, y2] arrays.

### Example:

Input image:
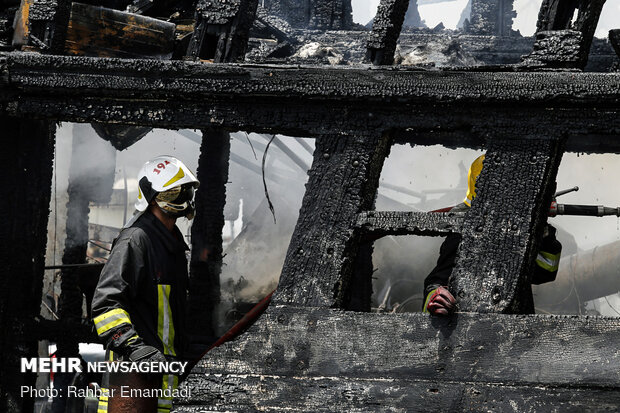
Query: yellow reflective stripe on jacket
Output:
[[157, 285, 176, 356], [157, 373, 178, 412], [97, 388, 109, 413], [536, 250, 561, 272], [93, 308, 132, 335], [422, 288, 438, 314]]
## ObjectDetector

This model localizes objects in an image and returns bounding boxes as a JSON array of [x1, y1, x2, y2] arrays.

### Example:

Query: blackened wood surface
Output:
[[175, 305, 620, 412], [0, 116, 54, 413], [64, 3, 176, 59], [450, 138, 564, 313], [571, 0, 607, 66], [366, 0, 409, 65], [536, 0, 579, 31], [187, 0, 257, 62], [356, 211, 464, 241], [219, 0, 258, 63], [7, 53, 620, 103], [188, 129, 230, 345], [274, 133, 391, 308], [531, 0, 606, 69], [1, 54, 620, 152], [27, 0, 72, 53]]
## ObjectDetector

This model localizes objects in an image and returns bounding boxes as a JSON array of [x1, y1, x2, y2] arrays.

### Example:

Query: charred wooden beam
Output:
[[450, 138, 565, 314], [64, 3, 176, 59], [356, 211, 465, 241], [188, 129, 231, 347], [274, 132, 392, 308], [4, 54, 620, 104], [176, 305, 620, 411], [366, 0, 409, 65], [522, 0, 607, 69], [187, 0, 259, 62], [0, 116, 54, 413], [1, 55, 620, 150], [188, 0, 257, 348]]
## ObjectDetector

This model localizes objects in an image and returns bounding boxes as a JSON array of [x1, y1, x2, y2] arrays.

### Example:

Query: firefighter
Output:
[[91, 156, 199, 412], [423, 154, 562, 315]]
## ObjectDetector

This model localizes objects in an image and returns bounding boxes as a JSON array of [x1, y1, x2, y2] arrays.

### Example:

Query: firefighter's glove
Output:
[[533, 224, 562, 285], [423, 286, 456, 316], [128, 345, 170, 375]]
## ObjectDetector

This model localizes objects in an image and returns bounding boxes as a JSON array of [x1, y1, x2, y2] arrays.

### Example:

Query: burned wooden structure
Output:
[[1, 0, 620, 412]]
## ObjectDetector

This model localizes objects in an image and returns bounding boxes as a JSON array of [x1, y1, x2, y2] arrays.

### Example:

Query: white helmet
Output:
[[135, 156, 199, 218]]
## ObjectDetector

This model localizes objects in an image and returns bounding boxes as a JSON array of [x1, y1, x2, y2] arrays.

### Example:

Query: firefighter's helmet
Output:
[[135, 156, 199, 219], [463, 154, 485, 207]]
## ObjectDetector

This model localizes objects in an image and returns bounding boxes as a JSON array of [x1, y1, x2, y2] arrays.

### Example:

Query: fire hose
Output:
[[550, 186, 620, 217], [181, 289, 275, 381], [431, 186, 620, 217]]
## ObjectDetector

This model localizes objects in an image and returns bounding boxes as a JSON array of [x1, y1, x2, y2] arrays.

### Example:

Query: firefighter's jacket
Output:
[[424, 204, 562, 298], [92, 211, 189, 359]]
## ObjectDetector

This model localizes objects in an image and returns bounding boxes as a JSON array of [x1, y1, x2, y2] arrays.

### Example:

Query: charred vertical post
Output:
[[571, 0, 607, 66], [0, 116, 54, 413], [187, 0, 255, 344], [188, 129, 230, 345], [186, 0, 259, 62], [274, 133, 392, 308], [449, 138, 565, 314], [366, 0, 410, 66]]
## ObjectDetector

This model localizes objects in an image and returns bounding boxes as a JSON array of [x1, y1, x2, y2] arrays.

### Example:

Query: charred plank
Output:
[[356, 211, 464, 240], [176, 306, 620, 411]]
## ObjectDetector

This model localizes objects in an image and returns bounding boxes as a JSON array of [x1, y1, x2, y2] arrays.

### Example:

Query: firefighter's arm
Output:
[[91, 232, 164, 362], [532, 224, 562, 285], [423, 233, 459, 315]]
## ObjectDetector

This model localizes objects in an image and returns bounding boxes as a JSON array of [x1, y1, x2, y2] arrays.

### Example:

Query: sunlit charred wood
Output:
[[64, 3, 176, 59]]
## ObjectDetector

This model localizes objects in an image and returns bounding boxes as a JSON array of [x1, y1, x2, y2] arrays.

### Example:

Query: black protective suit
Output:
[[91, 210, 189, 412]]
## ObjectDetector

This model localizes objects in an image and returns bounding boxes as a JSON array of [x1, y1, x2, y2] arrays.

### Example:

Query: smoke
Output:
[[48, 128, 620, 322]]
